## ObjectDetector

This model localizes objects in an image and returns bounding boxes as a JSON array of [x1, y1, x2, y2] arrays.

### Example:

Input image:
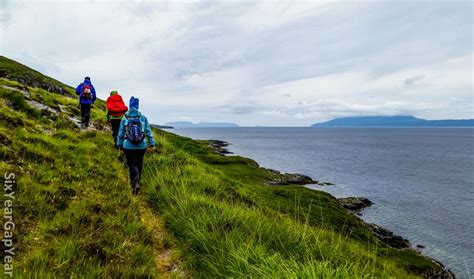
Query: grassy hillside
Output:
[[0, 57, 448, 278], [0, 56, 74, 97]]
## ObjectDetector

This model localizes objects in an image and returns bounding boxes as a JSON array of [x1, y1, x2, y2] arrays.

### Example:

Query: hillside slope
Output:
[[0, 57, 450, 277], [0, 56, 74, 97]]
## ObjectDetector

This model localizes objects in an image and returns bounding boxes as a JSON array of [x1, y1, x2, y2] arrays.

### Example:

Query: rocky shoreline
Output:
[[208, 139, 455, 278], [335, 197, 411, 248]]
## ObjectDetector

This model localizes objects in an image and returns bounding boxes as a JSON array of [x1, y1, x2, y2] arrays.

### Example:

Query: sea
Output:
[[172, 127, 474, 278]]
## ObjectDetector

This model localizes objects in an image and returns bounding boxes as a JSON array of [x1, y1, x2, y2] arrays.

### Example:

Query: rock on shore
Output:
[[337, 197, 373, 212], [208, 140, 233, 155], [366, 223, 410, 249], [264, 172, 316, 186], [263, 168, 335, 186]]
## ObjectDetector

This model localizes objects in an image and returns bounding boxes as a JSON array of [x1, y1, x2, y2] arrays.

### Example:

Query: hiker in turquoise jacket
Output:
[[116, 97, 155, 194]]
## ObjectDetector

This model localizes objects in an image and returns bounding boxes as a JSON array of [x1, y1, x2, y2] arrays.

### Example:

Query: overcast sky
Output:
[[0, 1, 472, 126]]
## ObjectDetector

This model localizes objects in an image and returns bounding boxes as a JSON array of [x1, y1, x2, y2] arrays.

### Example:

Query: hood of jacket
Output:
[[129, 96, 139, 110], [83, 78, 91, 85], [125, 107, 141, 117]]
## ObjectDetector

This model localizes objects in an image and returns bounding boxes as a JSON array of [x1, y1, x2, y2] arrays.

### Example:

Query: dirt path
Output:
[[138, 199, 185, 278]]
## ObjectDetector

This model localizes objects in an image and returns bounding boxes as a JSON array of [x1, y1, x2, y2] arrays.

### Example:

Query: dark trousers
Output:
[[80, 104, 91, 127], [110, 119, 121, 145], [123, 149, 146, 189]]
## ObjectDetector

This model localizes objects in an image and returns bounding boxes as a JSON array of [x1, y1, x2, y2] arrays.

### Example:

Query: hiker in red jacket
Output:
[[106, 90, 128, 145]]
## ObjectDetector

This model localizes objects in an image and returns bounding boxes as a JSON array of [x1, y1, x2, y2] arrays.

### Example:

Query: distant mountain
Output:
[[311, 115, 474, 127], [164, 121, 239, 128]]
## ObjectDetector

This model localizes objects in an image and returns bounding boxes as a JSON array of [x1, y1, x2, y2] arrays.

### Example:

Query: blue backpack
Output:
[[126, 116, 145, 145]]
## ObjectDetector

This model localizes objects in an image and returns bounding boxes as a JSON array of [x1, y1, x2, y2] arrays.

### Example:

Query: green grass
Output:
[[0, 57, 446, 278]]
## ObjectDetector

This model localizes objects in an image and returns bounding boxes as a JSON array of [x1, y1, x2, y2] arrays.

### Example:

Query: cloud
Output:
[[0, 0, 472, 126], [404, 75, 425, 86], [218, 104, 263, 115]]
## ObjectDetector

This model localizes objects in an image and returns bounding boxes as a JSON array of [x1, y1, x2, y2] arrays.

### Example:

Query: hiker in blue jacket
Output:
[[75, 76, 97, 129], [116, 97, 155, 194]]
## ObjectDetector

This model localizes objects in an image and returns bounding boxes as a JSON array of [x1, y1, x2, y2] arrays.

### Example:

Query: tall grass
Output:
[[140, 132, 426, 278]]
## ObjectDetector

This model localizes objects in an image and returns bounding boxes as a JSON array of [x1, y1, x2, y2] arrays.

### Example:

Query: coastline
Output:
[[208, 139, 455, 278]]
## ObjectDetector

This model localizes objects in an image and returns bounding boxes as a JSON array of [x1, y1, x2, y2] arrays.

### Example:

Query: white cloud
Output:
[[0, 0, 472, 126]]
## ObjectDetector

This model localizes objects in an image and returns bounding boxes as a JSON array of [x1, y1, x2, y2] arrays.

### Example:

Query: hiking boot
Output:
[[131, 183, 140, 195]]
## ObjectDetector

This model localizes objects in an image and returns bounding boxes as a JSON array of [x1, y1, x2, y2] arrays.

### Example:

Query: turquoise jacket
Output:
[[116, 108, 155, 149]]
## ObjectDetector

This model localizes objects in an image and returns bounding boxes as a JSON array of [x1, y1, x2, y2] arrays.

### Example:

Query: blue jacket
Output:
[[116, 108, 156, 149], [75, 78, 97, 105]]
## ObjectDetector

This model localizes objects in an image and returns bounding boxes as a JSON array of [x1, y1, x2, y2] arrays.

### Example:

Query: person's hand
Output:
[[147, 145, 155, 153]]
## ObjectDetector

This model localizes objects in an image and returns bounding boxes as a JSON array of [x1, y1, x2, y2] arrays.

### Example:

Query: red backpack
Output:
[[106, 95, 128, 117], [81, 85, 92, 100]]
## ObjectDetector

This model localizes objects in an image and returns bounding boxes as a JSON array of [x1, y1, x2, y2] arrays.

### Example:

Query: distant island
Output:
[[311, 115, 474, 127], [151, 124, 174, 129], [164, 121, 239, 128]]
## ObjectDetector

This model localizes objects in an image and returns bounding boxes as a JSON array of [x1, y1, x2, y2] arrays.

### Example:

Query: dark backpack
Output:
[[126, 116, 145, 145], [81, 85, 92, 100]]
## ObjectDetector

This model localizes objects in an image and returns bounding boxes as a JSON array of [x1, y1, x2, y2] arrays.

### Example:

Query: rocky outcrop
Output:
[[259, 167, 334, 186], [0, 72, 72, 97], [337, 197, 373, 212], [26, 99, 59, 115], [208, 140, 233, 155], [265, 172, 315, 186], [0, 85, 30, 98], [317, 182, 335, 186]]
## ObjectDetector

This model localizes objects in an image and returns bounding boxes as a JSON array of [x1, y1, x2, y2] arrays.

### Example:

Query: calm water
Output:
[[173, 127, 474, 278]]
